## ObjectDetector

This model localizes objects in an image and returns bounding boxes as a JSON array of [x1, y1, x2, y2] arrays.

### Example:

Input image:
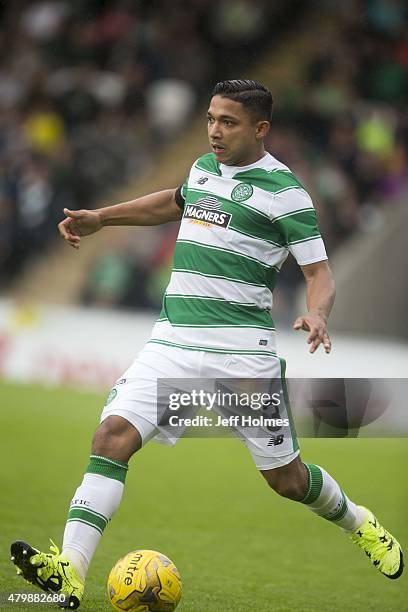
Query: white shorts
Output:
[[101, 343, 299, 470]]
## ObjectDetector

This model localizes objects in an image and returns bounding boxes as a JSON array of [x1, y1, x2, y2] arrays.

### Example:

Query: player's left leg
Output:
[[260, 456, 404, 579]]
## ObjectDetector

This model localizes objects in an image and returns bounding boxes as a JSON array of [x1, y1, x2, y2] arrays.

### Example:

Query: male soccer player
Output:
[[11, 80, 403, 608]]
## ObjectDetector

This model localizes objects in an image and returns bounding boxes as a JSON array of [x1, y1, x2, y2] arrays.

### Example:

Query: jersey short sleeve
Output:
[[270, 188, 327, 265], [174, 177, 189, 210]]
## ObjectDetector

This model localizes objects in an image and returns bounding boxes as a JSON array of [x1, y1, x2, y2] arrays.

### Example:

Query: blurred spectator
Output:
[[82, 252, 134, 308], [146, 80, 196, 138], [24, 101, 66, 154]]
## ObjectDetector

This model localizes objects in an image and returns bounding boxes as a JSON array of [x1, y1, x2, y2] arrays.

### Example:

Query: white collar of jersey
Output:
[[219, 152, 271, 178]]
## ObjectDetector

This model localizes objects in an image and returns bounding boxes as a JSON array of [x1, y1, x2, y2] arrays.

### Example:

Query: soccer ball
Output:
[[107, 549, 182, 612]]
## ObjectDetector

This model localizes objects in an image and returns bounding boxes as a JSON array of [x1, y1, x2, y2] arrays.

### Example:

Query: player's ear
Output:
[[255, 120, 270, 140]]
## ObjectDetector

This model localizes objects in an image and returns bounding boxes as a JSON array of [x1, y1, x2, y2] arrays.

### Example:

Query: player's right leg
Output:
[[11, 415, 145, 609], [10, 344, 194, 608]]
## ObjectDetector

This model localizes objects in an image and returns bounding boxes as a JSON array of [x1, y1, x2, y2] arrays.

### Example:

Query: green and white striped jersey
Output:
[[148, 151, 327, 355]]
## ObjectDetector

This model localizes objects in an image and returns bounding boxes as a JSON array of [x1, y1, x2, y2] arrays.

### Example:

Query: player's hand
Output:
[[58, 208, 104, 249], [293, 313, 331, 354]]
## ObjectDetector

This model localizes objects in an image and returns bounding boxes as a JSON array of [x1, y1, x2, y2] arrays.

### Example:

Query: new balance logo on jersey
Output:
[[184, 197, 231, 229], [196, 177, 209, 185], [267, 434, 284, 446]]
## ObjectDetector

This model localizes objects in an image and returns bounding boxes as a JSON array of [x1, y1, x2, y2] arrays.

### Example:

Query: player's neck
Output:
[[230, 146, 266, 167]]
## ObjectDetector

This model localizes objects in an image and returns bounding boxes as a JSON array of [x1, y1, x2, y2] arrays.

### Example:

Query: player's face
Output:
[[207, 95, 269, 166]]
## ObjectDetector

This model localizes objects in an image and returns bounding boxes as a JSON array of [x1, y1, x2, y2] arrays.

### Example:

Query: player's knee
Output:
[[267, 476, 305, 500], [92, 416, 142, 462], [261, 458, 308, 501]]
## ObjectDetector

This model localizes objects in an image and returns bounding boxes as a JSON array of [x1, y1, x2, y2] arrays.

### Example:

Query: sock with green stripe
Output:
[[62, 455, 128, 580], [301, 463, 367, 531]]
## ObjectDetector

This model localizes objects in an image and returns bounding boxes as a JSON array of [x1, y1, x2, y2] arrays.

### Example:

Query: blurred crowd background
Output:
[[0, 0, 407, 318]]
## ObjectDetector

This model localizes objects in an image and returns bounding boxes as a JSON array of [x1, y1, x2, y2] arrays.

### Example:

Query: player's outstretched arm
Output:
[[58, 188, 182, 249], [294, 260, 336, 354]]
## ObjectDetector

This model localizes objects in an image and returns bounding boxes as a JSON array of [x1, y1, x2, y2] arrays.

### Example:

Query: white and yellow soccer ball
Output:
[[107, 549, 182, 612]]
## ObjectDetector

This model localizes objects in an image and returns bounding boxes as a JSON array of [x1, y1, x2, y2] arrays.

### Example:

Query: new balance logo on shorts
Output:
[[196, 177, 209, 185], [267, 434, 284, 446]]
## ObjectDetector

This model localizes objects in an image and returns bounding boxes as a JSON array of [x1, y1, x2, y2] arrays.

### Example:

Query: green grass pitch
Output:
[[1, 381, 407, 611]]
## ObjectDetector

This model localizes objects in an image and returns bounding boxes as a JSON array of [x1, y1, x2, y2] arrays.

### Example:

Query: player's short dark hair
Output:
[[212, 80, 273, 123]]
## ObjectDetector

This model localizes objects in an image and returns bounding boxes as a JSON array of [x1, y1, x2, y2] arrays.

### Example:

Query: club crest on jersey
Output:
[[231, 183, 253, 202], [184, 196, 231, 229]]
